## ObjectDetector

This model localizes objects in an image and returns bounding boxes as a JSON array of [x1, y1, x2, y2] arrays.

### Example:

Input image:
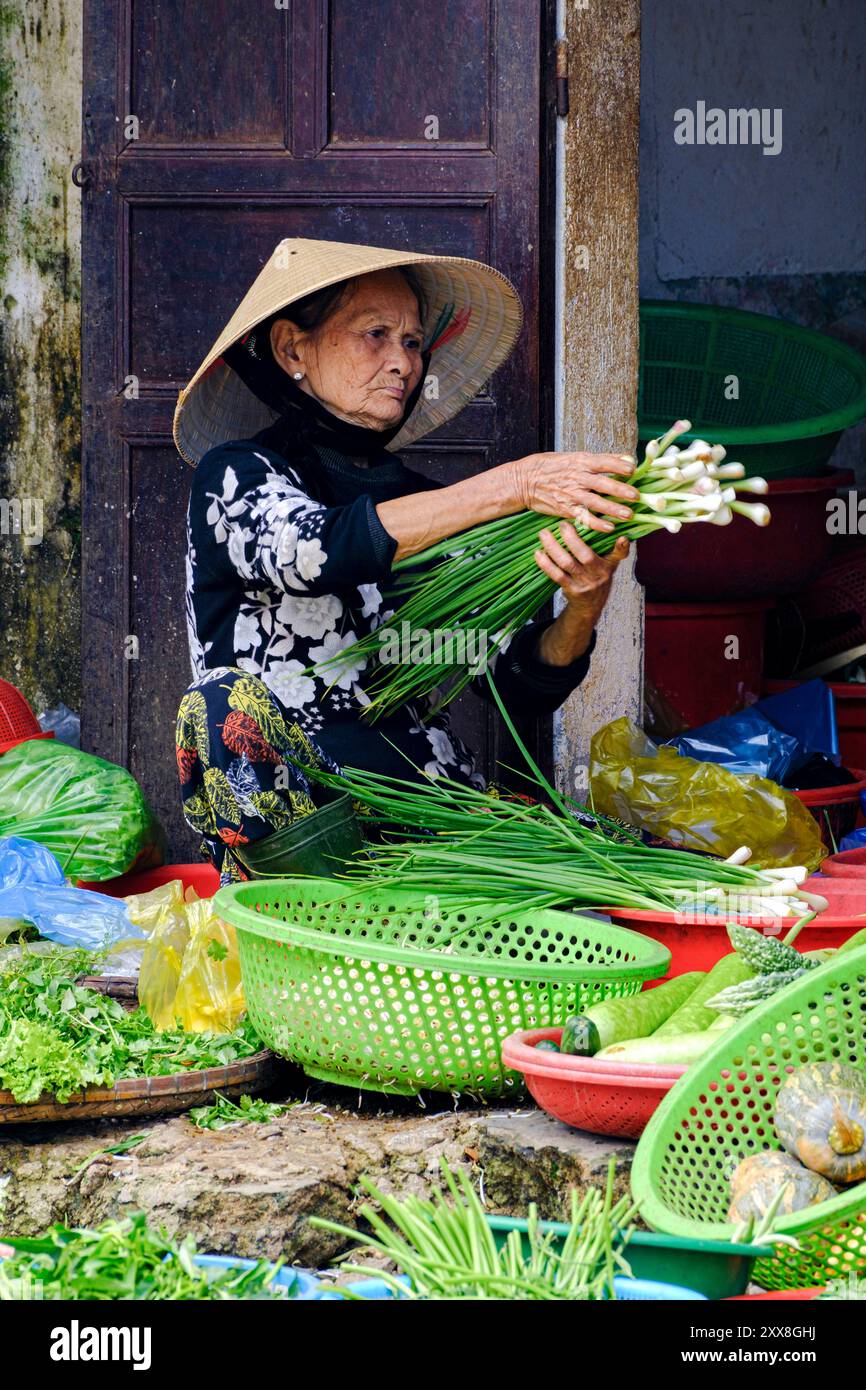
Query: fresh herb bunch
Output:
[[0, 1212, 293, 1301], [188, 1092, 291, 1130], [311, 1158, 637, 1300], [314, 421, 770, 718], [0, 949, 261, 1104]]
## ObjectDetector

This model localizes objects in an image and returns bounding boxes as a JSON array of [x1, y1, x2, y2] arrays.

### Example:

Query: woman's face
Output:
[[271, 270, 425, 431]]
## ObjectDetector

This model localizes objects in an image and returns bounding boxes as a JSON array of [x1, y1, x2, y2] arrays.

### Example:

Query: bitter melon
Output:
[[727, 922, 819, 976], [706, 965, 806, 1017]]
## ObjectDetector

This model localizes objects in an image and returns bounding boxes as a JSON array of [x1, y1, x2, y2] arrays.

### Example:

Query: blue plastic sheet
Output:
[[754, 679, 839, 766], [671, 707, 802, 783], [840, 825, 866, 853], [0, 836, 142, 949], [670, 679, 841, 783]]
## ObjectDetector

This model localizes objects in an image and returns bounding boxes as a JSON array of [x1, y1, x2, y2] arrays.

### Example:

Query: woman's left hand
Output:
[[533, 523, 630, 667]]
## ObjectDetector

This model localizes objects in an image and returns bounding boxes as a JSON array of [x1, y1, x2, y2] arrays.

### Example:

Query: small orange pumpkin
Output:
[[775, 1062, 866, 1185]]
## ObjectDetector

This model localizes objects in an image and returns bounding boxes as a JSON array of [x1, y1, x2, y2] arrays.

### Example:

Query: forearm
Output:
[[535, 605, 597, 666], [375, 461, 521, 562]]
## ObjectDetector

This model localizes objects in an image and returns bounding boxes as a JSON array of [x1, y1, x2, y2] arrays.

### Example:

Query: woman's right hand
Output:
[[505, 451, 639, 534]]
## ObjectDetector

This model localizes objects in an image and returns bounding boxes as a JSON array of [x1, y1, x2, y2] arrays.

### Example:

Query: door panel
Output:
[[82, 0, 549, 858]]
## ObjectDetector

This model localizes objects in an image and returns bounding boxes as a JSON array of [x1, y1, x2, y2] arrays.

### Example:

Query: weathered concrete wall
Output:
[[0, 1, 82, 712]]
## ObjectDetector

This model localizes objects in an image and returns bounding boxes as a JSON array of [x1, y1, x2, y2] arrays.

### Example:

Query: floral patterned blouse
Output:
[[185, 414, 595, 785]]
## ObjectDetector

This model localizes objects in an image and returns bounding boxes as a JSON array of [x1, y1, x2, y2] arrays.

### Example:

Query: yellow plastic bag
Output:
[[123, 879, 187, 934], [138, 898, 245, 1033], [172, 902, 245, 1033], [589, 717, 826, 871]]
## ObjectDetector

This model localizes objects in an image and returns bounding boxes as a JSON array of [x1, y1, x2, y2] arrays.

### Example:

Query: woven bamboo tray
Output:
[[0, 1049, 281, 1125]]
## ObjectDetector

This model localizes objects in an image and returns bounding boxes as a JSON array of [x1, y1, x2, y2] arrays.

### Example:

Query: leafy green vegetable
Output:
[[206, 939, 228, 963], [0, 949, 262, 1104], [69, 1135, 148, 1182], [0, 1212, 294, 1300], [188, 1092, 290, 1130]]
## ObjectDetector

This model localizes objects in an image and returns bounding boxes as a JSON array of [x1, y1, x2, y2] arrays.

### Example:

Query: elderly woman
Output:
[[172, 239, 636, 882]]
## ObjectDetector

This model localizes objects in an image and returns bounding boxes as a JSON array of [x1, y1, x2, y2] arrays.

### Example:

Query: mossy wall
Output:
[[0, 0, 82, 712]]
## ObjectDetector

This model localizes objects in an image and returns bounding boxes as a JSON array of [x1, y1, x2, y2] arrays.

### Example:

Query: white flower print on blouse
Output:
[[233, 610, 261, 655], [357, 583, 382, 619], [277, 592, 341, 641], [296, 537, 328, 582], [309, 630, 367, 691], [263, 660, 316, 709], [426, 726, 457, 767]]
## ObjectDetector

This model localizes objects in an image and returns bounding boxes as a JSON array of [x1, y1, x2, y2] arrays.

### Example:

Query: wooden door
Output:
[[81, 0, 553, 856]]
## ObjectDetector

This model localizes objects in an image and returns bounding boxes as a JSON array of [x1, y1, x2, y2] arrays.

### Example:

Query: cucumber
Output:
[[653, 952, 754, 1036], [559, 971, 704, 1056], [596, 1029, 726, 1067]]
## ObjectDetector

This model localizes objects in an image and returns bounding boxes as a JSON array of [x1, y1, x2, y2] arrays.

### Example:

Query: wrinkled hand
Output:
[[510, 451, 638, 532], [533, 524, 630, 667]]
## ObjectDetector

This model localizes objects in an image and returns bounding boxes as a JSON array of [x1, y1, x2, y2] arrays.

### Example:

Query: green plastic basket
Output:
[[214, 879, 670, 1098], [639, 301, 866, 478], [631, 944, 866, 1291]]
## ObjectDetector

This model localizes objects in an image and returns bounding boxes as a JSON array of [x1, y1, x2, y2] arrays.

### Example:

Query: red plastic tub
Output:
[[823, 848, 866, 878], [602, 906, 864, 981], [800, 876, 866, 915], [80, 863, 220, 899], [502, 1027, 685, 1140], [793, 767, 866, 849], [637, 474, 853, 602], [763, 677, 866, 772], [645, 600, 773, 728]]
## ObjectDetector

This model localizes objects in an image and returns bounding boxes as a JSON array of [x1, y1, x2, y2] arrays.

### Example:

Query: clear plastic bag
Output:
[[0, 739, 165, 881], [0, 836, 143, 949], [589, 718, 826, 871]]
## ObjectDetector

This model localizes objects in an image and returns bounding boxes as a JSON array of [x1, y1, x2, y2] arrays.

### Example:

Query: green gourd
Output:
[[560, 971, 704, 1056], [728, 1151, 836, 1223], [775, 1062, 866, 1185], [653, 953, 753, 1036]]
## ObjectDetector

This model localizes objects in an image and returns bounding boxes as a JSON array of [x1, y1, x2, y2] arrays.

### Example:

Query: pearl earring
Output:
[[293, 371, 304, 380]]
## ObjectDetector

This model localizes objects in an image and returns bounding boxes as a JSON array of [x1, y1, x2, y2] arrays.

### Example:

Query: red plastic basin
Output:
[[637, 474, 854, 602], [601, 906, 864, 981], [823, 847, 866, 878], [645, 600, 773, 728], [80, 863, 220, 899], [792, 767, 866, 850], [801, 876, 866, 915], [502, 1027, 685, 1140]]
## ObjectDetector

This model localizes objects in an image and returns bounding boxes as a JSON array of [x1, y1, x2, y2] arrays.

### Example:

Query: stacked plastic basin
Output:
[[637, 301, 866, 729]]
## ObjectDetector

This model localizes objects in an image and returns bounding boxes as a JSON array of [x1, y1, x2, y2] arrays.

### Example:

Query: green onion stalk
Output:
[[313, 420, 770, 718], [291, 680, 819, 922], [310, 1157, 638, 1301]]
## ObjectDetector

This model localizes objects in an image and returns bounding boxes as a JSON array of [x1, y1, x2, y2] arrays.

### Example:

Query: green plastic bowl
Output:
[[639, 301, 866, 478], [215, 879, 670, 1098], [631, 943, 866, 1291], [487, 1216, 769, 1300]]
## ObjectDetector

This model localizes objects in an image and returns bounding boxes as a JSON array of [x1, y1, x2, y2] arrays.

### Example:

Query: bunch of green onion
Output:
[[310, 1157, 637, 1300], [319, 761, 819, 919], [295, 674, 821, 923], [315, 420, 770, 718]]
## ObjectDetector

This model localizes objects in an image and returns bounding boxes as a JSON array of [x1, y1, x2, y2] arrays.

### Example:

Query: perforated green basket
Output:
[[639, 301, 866, 478], [215, 879, 670, 1098], [631, 944, 866, 1291]]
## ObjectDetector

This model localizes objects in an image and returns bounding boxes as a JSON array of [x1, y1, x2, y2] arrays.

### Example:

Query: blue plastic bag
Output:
[[840, 825, 866, 853], [0, 836, 142, 949], [670, 707, 803, 783], [754, 679, 840, 767]]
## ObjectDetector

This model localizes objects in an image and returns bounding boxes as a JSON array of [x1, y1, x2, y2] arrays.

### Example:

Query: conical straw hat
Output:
[[173, 237, 523, 465]]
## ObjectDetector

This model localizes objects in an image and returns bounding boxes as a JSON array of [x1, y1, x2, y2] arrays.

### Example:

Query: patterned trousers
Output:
[[175, 667, 339, 884]]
